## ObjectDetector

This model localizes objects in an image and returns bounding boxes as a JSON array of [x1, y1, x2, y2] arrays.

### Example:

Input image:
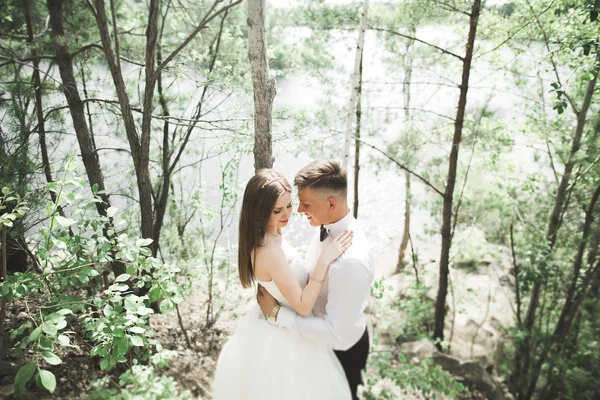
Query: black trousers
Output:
[[334, 329, 369, 400]]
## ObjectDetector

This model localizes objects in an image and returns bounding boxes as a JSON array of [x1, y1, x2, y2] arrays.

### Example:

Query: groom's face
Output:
[[297, 187, 331, 227]]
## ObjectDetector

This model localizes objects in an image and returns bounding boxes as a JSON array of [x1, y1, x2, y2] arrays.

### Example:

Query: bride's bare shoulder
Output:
[[255, 241, 285, 261]]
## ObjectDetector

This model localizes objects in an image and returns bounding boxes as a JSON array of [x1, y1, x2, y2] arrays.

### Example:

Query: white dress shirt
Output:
[[277, 211, 374, 351]]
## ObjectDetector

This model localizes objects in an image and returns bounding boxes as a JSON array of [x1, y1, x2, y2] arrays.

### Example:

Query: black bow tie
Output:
[[320, 225, 329, 242]]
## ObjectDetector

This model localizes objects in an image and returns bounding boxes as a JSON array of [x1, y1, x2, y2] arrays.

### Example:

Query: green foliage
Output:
[[88, 364, 191, 400], [363, 342, 466, 400], [2, 160, 186, 394]]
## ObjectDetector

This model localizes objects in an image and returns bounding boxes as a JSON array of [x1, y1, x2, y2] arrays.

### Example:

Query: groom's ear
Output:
[[327, 197, 337, 210]]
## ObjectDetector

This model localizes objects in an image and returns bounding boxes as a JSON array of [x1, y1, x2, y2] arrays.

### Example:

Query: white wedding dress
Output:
[[212, 257, 351, 400]]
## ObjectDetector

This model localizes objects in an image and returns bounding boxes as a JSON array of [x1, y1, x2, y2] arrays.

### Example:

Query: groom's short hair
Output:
[[294, 160, 347, 199]]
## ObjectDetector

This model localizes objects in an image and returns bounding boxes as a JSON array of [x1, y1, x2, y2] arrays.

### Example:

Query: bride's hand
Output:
[[319, 230, 353, 266]]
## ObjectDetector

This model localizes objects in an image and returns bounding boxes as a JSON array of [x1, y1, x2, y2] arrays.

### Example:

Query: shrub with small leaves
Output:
[[3, 157, 187, 394], [87, 364, 192, 400]]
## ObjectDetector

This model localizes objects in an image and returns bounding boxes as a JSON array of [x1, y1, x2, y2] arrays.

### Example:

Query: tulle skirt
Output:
[[212, 305, 351, 400]]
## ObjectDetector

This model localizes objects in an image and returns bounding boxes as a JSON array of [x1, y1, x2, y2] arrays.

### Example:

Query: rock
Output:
[[433, 355, 506, 400], [433, 353, 462, 373], [499, 275, 514, 288], [399, 339, 435, 361], [0, 362, 19, 377], [0, 385, 14, 398], [493, 338, 510, 367], [460, 360, 505, 400], [474, 354, 494, 373]]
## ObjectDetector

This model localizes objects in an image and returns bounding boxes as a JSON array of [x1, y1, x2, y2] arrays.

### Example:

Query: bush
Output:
[[1, 158, 186, 395]]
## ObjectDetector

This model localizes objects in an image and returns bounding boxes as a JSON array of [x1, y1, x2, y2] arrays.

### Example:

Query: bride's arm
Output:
[[260, 232, 352, 317]]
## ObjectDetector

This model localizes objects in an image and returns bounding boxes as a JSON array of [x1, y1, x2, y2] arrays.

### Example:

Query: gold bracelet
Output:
[[267, 304, 280, 324], [310, 275, 325, 283]]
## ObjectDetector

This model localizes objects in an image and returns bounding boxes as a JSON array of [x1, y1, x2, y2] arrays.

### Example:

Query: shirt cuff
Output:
[[276, 306, 296, 330]]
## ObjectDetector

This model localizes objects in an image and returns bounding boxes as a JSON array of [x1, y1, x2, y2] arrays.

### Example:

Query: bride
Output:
[[212, 169, 352, 400]]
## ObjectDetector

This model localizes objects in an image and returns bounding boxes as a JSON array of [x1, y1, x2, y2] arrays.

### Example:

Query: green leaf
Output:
[[159, 298, 174, 313], [46, 182, 58, 193], [38, 369, 56, 393], [136, 238, 153, 247], [42, 351, 62, 365], [1, 187, 9, 195], [129, 326, 146, 334], [114, 336, 130, 355], [113, 283, 129, 292], [39, 338, 53, 351], [14, 362, 36, 387], [124, 297, 138, 312], [55, 216, 76, 227], [130, 335, 144, 347], [103, 304, 114, 317], [148, 287, 161, 302], [57, 335, 70, 346], [41, 321, 58, 336], [136, 306, 154, 316], [29, 326, 42, 341], [107, 207, 118, 217], [115, 274, 131, 282]]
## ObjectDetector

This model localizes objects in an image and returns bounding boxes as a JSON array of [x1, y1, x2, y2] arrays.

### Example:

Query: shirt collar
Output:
[[323, 211, 353, 236]]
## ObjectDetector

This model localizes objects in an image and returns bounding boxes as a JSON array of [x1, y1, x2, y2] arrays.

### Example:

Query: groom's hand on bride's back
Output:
[[257, 285, 277, 316]]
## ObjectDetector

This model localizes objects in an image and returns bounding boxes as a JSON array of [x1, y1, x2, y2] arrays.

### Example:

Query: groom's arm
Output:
[[275, 258, 371, 351]]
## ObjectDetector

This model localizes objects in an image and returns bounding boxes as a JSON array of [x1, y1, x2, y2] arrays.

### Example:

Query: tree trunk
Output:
[[248, 0, 276, 172], [46, 0, 111, 218], [24, 0, 57, 207], [91, 0, 155, 248], [353, 48, 363, 218], [397, 26, 415, 272], [433, 0, 481, 350], [398, 171, 411, 271], [139, 0, 159, 244], [153, 44, 170, 256], [0, 225, 6, 331], [343, 0, 369, 171]]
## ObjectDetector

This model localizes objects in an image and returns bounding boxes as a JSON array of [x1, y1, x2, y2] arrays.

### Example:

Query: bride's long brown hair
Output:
[[238, 170, 292, 288]]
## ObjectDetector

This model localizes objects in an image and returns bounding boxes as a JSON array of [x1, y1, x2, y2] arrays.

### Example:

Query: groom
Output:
[[258, 160, 374, 400]]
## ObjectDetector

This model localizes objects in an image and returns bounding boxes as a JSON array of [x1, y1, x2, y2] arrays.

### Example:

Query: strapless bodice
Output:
[[257, 258, 308, 308]]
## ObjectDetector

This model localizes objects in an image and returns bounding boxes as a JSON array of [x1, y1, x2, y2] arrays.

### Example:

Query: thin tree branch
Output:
[[352, 136, 444, 197], [369, 27, 464, 61], [153, 0, 243, 80]]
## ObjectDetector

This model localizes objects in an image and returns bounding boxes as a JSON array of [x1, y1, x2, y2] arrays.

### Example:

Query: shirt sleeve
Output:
[[276, 257, 372, 351]]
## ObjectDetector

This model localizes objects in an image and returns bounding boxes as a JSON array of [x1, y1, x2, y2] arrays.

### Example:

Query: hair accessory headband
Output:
[[260, 177, 283, 190]]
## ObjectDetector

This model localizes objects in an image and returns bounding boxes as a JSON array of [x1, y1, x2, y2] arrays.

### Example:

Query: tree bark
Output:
[[397, 26, 416, 272], [433, 0, 481, 350], [0, 225, 6, 330], [24, 0, 56, 205], [398, 171, 411, 271], [343, 0, 369, 171], [248, 0, 276, 172], [353, 48, 363, 218], [46, 0, 111, 218]]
